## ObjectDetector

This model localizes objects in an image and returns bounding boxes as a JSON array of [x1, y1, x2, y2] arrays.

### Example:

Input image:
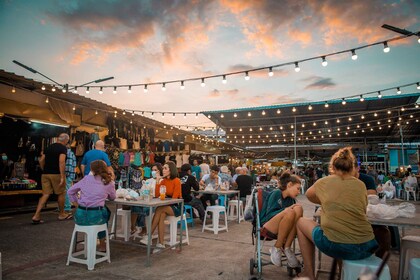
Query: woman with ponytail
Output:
[[68, 160, 116, 251], [259, 173, 303, 268], [296, 147, 378, 279]]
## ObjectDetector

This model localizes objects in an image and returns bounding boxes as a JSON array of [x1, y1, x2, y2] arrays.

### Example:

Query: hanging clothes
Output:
[[149, 152, 155, 164], [118, 152, 124, 167], [134, 152, 142, 166], [123, 151, 130, 167]]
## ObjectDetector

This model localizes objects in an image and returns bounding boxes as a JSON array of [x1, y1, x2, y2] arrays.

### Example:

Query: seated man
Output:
[[199, 165, 221, 209]]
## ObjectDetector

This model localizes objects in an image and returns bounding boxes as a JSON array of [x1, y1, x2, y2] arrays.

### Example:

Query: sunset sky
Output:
[[1, 0, 419, 128]]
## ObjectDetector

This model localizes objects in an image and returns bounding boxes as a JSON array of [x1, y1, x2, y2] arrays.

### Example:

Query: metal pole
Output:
[[294, 117, 297, 168], [399, 111, 405, 167], [364, 138, 368, 166]]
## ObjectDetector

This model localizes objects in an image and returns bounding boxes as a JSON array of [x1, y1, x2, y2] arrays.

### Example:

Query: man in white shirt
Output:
[[199, 160, 210, 179], [199, 165, 221, 209]]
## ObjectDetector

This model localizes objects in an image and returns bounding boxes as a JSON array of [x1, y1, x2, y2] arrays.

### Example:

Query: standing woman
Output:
[[68, 160, 116, 252], [296, 147, 378, 279], [149, 161, 182, 253]]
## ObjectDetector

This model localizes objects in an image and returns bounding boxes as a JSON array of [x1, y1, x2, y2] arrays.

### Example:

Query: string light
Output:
[[73, 87, 78, 93], [342, 98, 346, 105], [222, 75, 227, 84], [99, 87, 103, 94], [277, 109, 281, 114], [294, 62, 300, 72], [396, 87, 401, 94], [201, 78, 205, 87], [377, 91, 382, 98], [221, 114, 224, 118], [324, 101, 329, 108], [351, 49, 358, 60], [52, 85, 56, 92], [321, 56, 328, 67], [113, 87, 117, 94], [11, 86, 16, 93], [95, 110, 98, 115], [262, 110, 266, 116], [162, 83, 166, 91], [62, 87, 66, 93], [161, 113, 165, 118], [180, 81, 185, 90], [244, 72, 250, 80], [417, 83, 420, 90], [268, 67, 274, 77], [248, 112, 251, 117], [233, 113, 237, 118], [86, 87, 90, 94], [360, 95, 364, 102], [308, 104, 313, 110], [41, 85, 45, 90], [128, 86, 132, 94], [383, 42, 390, 53], [72, 105, 76, 111], [45, 97, 49, 103]]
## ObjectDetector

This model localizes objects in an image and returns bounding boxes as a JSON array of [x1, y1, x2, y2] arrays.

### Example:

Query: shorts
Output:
[[170, 205, 181, 217], [312, 226, 378, 260], [42, 174, 65, 195], [261, 226, 278, 241]]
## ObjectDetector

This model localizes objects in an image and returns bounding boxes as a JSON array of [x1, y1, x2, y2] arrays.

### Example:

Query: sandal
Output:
[[58, 213, 73, 221], [31, 219, 44, 225]]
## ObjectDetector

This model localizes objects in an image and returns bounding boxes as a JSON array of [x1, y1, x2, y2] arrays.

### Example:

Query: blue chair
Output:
[[218, 195, 226, 208], [178, 204, 194, 229]]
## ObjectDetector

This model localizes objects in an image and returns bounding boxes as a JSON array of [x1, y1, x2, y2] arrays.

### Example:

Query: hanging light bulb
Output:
[[73, 87, 78, 93], [262, 110, 266, 116], [222, 75, 227, 84], [233, 113, 237, 118], [201, 78, 205, 87], [341, 98, 346, 105], [130, 120, 133, 124], [268, 67, 274, 77], [374, 112, 378, 117], [41, 85, 46, 90], [401, 107, 405, 111], [313, 122, 317, 126], [416, 82, 420, 90], [161, 113, 165, 118], [360, 95, 364, 102], [292, 107, 296, 112], [122, 111, 126, 115], [72, 105, 76, 111], [144, 84, 148, 93], [95, 110, 98, 115], [62, 87, 66, 93], [128, 86, 132, 93], [132, 111, 135, 116], [321, 56, 328, 67], [351, 49, 358, 60], [383, 42, 390, 53], [45, 97, 49, 103], [86, 87, 90, 94], [294, 62, 300, 72], [396, 87, 401, 94], [415, 104, 419, 109], [172, 113, 176, 118], [99, 87, 103, 94], [348, 117, 353, 121], [377, 91, 382, 98], [162, 83, 166, 91], [221, 114, 224, 118], [11, 86, 16, 93], [52, 85, 56, 92], [361, 115, 365, 119], [248, 112, 251, 117], [195, 113, 198, 118], [180, 81, 185, 90], [244, 71, 250, 80], [324, 101, 329, 108], [113, 86, 117, 94], [308, 104, 312, 110], [276, 109, 281, 114], [325, 120, 328, 125]]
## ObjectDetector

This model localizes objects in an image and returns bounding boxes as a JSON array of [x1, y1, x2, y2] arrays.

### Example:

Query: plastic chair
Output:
[[202, 205, 228, 234], [341, 255, 391, 280], [180, 204, 194, 228], [405, 186, 417, 201], [227, 200, 244, 222], [399, 235, 420, 280], [166, 214, 189, 246], [409, 258, 420, 280], [67, 223, 111, 270], [218, 195, 226, 208], [110, 209, 131, 241]]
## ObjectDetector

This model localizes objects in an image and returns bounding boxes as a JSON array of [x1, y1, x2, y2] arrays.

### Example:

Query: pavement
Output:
[[0, 195, 419, 280]]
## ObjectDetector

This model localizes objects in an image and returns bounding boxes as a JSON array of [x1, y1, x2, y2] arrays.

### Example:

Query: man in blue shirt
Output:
[[81, 140, 114, 179]]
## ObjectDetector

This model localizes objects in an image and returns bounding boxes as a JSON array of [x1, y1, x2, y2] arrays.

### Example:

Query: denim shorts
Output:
[[74, 206, 110, 239], [312, 226, 378, 260]]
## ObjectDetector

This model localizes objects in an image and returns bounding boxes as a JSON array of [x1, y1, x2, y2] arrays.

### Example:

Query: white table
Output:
[[108, 197, 184, 267], [195, 190, 241, 223]]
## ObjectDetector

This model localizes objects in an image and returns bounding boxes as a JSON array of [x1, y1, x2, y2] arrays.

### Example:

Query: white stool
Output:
[[409, 258, 420, 280], [66, 223, 111, 270], [202, 205, 228, 234], [227, 200, 244, 222], [111, 209, 131, 241], [405, 187, 417, 201], [399, 236, 420, 280], [341, 255, 391, 280], [165, 214, 189, 247]]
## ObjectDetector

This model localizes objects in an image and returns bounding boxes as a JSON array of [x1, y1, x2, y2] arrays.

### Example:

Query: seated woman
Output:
[[131, 163, 163, 236], [179, 163, 205, 222], [67, 160, 116, 251], [141, 161, 182, 253], [296, 147, 378, 280], [259, 173, 303, 268]]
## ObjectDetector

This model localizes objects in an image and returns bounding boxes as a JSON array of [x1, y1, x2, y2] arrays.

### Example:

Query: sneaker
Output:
[[139, 235, 158, 245], [269, 246, 282, 266], [153, 243, 165, 254], [284, 247, 300, 268]]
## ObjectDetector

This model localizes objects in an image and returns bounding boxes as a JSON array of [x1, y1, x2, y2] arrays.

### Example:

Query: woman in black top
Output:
[[179, 164, 205, 221]]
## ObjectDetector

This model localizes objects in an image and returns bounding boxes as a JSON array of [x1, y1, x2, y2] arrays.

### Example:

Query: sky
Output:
[[1, 0, 419, 129]]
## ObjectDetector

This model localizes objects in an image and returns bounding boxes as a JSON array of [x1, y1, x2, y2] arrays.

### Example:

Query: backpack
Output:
[[75, 141, 84, 156]]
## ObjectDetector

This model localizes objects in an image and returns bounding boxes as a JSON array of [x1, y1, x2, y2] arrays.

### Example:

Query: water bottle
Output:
[[118, 179, 123, 189], [159, 185, 166, 200]]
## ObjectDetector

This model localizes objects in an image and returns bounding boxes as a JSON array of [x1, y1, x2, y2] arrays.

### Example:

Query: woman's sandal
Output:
[[31, 219, 44, 225]]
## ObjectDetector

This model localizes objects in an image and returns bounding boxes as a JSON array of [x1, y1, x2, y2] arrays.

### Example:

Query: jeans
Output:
[[131, 206, 150, 227], [187, 197, 205, 221], [74, 206, 110, 239], [200, 194, 218, 209], [64, 177, 73, 211]]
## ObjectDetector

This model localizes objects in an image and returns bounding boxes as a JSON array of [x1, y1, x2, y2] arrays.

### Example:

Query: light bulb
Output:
[[248, 112, 251, 117], [360, 95, 364, 102], [417, 83, 420, 90], [222, 75, 227, 84], [45, 97, 49, 103], [324, 101, 329, 108], [180, 81, 185, 90], [321, 56, 328, 67], [86, 87, 90, 94], [342, 98, 346, 105], [292, 107, 296, 112], [173, 113, 176, 118], [41, 85, 46, 90], [294, 62, 300, 72], [262, 110, 266, 116], [72, 105, 75, 111], [397, 87, 401, 94], [195, 113, 198, 118], [276, 109, 281, 114], [73, 87, 78, 93], [162, 83, 166, 91], [244, 71, 250, 80], [377, 91, 382, 98], [128, 86, 132, 94], [201, 78, 205, 87], [233, 113, 237, 118], [95, 110, 98, 115], [143, 84, 148, 93], [52, 86, 56, 92], [11, 86, 16, 93], [308, 104, 312, 110], [221, 114, 224, 118], [268, 67, 273, 77], [383, 42, 390, 53], [162, 113, 165, 118], [351, 49, 358, 60], [62, 87, 66, 93], [99, 87, 103, 94], [113, 87, 117, 94]]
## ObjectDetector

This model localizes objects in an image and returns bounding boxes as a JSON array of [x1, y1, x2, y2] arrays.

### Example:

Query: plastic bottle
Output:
[[159, 185, 166, 200]]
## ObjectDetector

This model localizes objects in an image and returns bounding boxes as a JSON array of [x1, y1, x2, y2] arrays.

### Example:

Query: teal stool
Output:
[[409, 258, 420, 280], [179, 205, 194, 229], [218, 195, 226, 208], [341, 255, 391, 280]]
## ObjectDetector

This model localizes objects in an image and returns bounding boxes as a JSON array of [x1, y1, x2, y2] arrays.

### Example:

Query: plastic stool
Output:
[[409, 258, 420, 280], [227, 200, 244, 222], [110, 209, 131, 241], [342, 255, 391, 280], [182, 205, 194, 228], [399, 236, 420, 280], [165, 214, 189, 246], [218, 195, 226, 207], [202, 205, 228, 234], [66, 223, 111, 270]]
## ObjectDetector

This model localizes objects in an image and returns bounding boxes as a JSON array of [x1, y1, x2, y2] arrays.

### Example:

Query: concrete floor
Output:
[[0, 195, 418, 280]]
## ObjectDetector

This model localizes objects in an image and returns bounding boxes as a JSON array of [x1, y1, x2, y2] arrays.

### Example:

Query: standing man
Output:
[[64, 144, 76, 213], [191, 159, 201, 181], [234, 167, 253, 204], [81, 140, 114, 179], [199, 160, 210, 179], [32, 133, 71, 223]]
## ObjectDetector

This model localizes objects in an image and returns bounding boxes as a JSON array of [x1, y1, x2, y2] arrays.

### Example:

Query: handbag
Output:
[[75, 141, 85, 156]]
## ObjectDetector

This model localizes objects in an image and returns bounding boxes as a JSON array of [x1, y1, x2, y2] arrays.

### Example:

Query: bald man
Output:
[[32, 133, 71, 223], [81, 140, 114, 178]]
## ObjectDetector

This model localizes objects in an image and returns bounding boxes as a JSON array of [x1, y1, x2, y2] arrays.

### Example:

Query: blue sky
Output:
[[1, 0, 419, 128]]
